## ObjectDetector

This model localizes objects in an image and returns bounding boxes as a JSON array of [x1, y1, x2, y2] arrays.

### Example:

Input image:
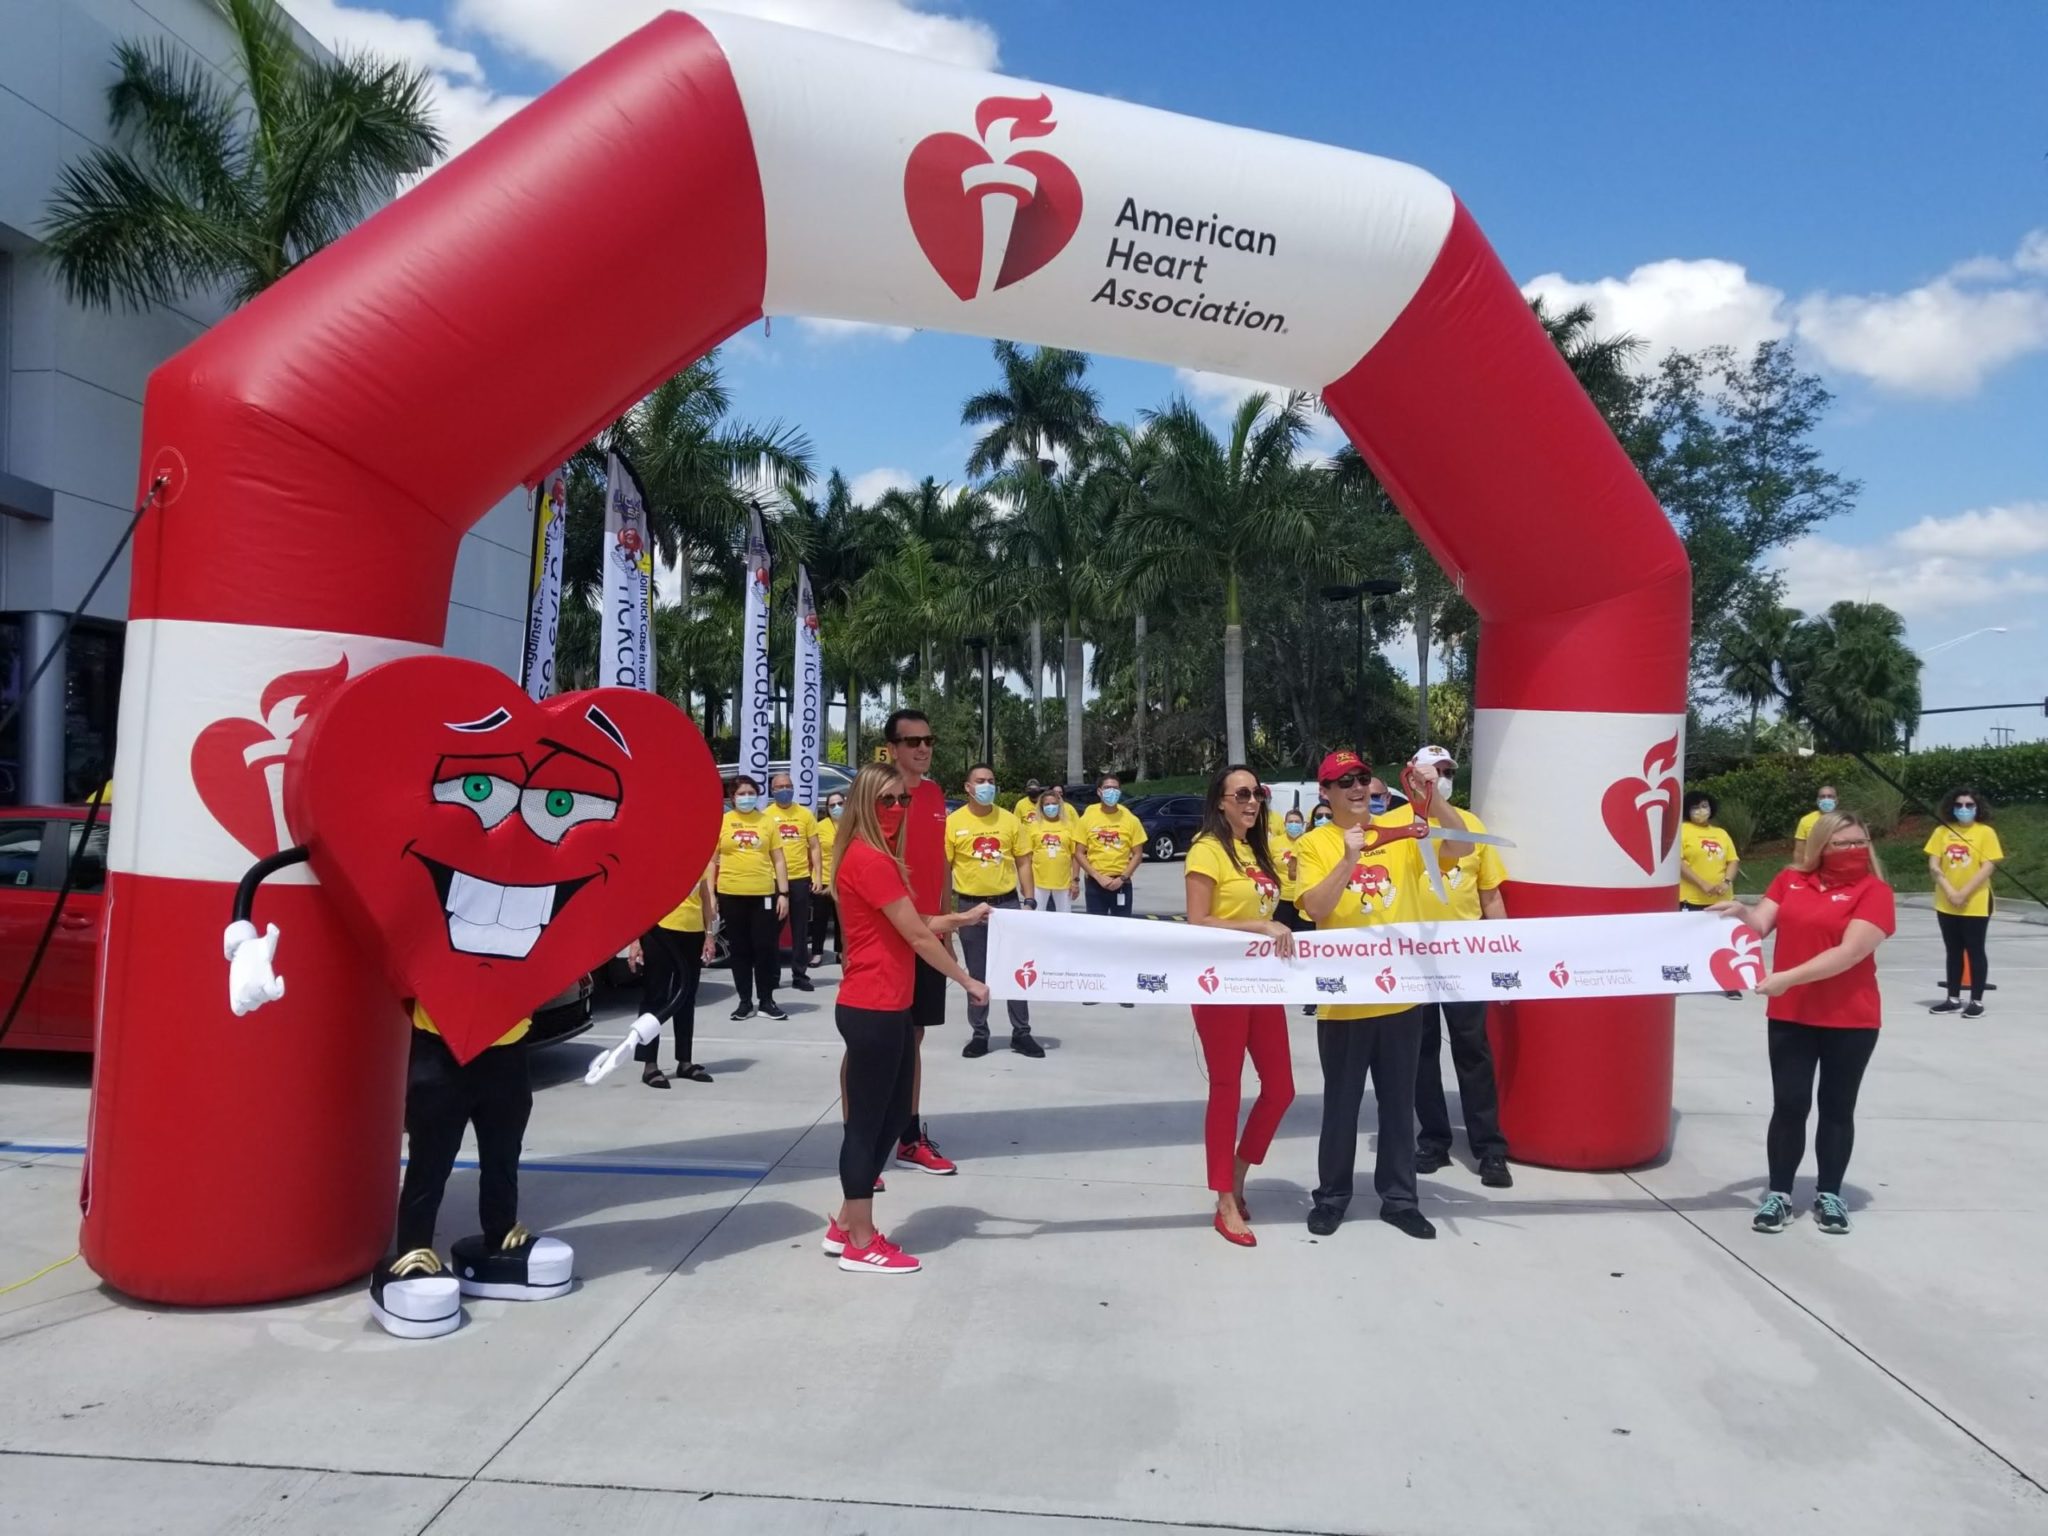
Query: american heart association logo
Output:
[[191, 657, 353, 858], [1197, 966, 1220, 995], [1710, 927, 1766, 992], [1601, 734, 1682, 876], [1374, 966, 1398, 994], [1014, 959, 1038, 989], [905, 93, 1083, 302], [1548, 963, 1571, 988]]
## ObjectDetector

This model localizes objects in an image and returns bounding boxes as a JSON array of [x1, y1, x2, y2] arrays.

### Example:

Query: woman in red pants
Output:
[[1184, 763, 1297, 1247]]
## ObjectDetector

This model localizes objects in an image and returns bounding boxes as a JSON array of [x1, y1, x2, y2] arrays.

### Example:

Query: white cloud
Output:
[[847, 466, 917, 503], [1521, 229, 2048, 399], [449, 0, 998, 74], [794, 317, 916, 343], [1522, 258, 1790, 361], [1893, 502, 2048, 559]]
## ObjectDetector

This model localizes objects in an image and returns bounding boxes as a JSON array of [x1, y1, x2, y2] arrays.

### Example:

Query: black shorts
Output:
[[911, 955, 947, 1030]]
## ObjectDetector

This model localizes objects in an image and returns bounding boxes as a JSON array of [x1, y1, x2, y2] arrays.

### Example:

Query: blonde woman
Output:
[[1714, 812, 1895, 1236], [822, 763, 990, 1275]]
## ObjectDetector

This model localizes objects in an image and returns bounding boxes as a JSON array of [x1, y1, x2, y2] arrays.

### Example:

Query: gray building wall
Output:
[[0, 0, 528, 803]]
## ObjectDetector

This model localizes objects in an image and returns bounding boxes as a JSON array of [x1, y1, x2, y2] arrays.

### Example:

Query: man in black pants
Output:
[[1402, 746, 1514, 1189], [1292, 749, 1471, 1240]]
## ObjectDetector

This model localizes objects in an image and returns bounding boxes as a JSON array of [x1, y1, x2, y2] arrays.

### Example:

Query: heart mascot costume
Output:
[[222, 656, 720, 1337]]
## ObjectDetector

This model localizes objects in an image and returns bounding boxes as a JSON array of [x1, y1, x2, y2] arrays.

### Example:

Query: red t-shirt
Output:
[[903, 776, 947, 916], [834, 837, 916, 1011], [1764, 868, 1896, 1029]]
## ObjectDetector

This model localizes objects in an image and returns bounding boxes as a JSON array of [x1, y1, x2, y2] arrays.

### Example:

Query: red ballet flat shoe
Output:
[[1214, 1209, 1256, 1247]]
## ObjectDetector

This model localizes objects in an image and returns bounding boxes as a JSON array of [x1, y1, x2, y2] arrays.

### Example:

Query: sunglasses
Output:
[[875, 792, 911, 808], [1224, 787, 1261, 803], [1323, 773, 1370, 790], [890, 734, 936, 749]]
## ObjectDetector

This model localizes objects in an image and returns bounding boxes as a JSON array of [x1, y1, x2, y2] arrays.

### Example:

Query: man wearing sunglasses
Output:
[[882, 709, 959, 1175], [1295, 749, 1472, 1240]]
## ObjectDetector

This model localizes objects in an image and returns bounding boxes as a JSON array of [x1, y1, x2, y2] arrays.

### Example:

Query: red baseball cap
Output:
[[1317, 749, 1370, 783]]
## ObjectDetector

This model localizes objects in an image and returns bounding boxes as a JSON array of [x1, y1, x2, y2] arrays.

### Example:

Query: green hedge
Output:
[[1693, 742, 2048, 840]]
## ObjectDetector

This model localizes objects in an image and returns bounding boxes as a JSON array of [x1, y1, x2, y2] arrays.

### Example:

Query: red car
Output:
[[0, 804, 106, 1051], [0, 804, 594, 1053]]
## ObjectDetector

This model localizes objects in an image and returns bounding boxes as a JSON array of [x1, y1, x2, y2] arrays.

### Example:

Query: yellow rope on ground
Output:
[[0, 1251, 79, 1296]]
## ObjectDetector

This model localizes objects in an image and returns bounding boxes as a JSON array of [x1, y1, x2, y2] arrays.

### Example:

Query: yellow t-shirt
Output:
[[411, 1002, 528, 1048], [1678, 821, 1738, 901], [1412, 808, 1507, 923], [1293, 817, 1427, 1019], [1079, 804, 1146, 877], [1014, 795, 1041, 825], [1029, 815, 1077, 888], [1275, 830, 1308, 903], [1186, 833, 1280, 923], [658, 861, 714, 932], [715, 807, 779, 896], [1795, 809, 1823, 845], [770, 803, 818, 879], [946, 805, 1031, 898], [1925, 822, 2005, 917], [817, 815, 839, 886]]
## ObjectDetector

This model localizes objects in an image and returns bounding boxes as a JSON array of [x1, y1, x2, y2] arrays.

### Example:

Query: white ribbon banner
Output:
[[792, 563, 822, 811], [984, 909, 1764, 1006]]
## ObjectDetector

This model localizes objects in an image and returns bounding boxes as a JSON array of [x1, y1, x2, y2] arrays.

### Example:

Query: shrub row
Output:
[[1693, 742, 2047, 841]]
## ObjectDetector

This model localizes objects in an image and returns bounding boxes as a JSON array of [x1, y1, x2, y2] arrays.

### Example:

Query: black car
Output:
[[1126, 794, 1205, 861]]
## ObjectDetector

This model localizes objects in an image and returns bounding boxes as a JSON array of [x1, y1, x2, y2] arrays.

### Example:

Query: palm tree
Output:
[[1087, 421, 1165, 779], [1717, 597, 1798, 751], [42, 0, 443, 310], [1782, 601, 1922, 753], [1125, 392, 1323, 763], [961, 341, 1101, 730]]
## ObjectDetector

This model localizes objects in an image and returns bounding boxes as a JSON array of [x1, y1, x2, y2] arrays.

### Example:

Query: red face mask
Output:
[[876, 805, 905, 842], [1820, 846, 1871, 882]]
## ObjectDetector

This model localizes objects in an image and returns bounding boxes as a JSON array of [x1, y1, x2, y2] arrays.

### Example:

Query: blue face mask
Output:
[[772, 787, 795, 806], [1313, 813, 1331, 827], [1367, 795, 1387, 815], [1284, 819, 1304, 837], [1817, 797, 1837, 813], [734, 793, 758, 812], [828, 804, 843, 820], [1100, 788, 1121, 808], [1954, 805, 1977, 824], [972, 782, 997, 805], [1041, 802, 1061, 819]]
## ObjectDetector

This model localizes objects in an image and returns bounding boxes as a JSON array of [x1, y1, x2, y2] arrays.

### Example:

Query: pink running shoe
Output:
[[895, 1129, 957, 1175], [822, 1217, 849, 1256], [837, 1232, 921, 1275]]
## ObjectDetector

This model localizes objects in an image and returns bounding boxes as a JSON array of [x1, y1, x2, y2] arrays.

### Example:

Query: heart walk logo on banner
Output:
[[1601, 733, 1682, 876], [906, 94, 1083, 302], [1548, 963, 1571, 988], [1374, 966, 1397, 994], [1710, 926, 1766, 992], [192, 657, 352, 858], [1197, 966, 1220, 995], [1014, 959, 1038, 990]]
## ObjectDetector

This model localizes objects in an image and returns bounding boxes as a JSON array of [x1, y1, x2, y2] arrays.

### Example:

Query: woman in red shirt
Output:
[[1715, 812, 1895, 1236], [824, 762, 990, 1274]]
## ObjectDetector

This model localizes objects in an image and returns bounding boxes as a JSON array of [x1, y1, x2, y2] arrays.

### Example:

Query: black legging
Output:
[[719, 891, 780, 1008], [1767, 1020, 1878, 1196], [1935, 911, 1989, 1000], [811, 891, 840, 958], [394, 1029, 530, 1255], [837, 1003, 917, 1199], [786, 878, 813, 981], [632, 925, 705, 1068]]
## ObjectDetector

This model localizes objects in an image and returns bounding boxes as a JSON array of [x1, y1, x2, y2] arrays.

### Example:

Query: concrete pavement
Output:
[[2, 861, 2044, 1534]]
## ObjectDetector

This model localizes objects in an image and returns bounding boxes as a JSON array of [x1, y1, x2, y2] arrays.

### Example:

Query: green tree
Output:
[[961, 342, 1102, 730], [1126, 392, 1323, 764], [42, 0, 443, 310], [1782, 601, 1922, 753], [1717, 596, 1799, 752]]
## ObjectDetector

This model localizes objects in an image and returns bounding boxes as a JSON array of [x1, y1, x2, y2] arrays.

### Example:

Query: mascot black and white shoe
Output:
[[369, 1248, 464, 1339], [450, 1225, 574, 1301]]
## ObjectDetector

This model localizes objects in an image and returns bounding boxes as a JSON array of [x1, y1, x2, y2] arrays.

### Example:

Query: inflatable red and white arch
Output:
[[90, 10, 1689, 1303]]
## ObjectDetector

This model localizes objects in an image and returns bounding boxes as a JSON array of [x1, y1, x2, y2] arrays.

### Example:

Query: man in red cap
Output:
[[1294, 748, 1471, 1239]]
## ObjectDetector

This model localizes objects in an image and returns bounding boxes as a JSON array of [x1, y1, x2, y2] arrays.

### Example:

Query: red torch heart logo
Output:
[[1710, 927, 1767, 992], [905, 93, 1083, 301], [284, 657, 721, 1064], [1601, 734, 1683, 876], [191, 658, 354, 858]]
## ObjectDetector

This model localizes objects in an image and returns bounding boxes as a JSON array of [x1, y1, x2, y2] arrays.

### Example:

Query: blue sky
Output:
[[288, 0, 2047, 746]]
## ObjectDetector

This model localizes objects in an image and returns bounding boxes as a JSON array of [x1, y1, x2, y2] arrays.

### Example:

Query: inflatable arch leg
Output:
[[92, 10, 1689, 1303]]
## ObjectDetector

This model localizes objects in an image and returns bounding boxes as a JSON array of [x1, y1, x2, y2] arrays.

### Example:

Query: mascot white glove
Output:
[[585, 1012, 663, 1085], [223, 919, 286, 1016]]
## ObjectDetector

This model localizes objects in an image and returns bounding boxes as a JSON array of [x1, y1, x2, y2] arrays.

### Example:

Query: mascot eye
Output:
[[521, 787, 617, 844], [434, 773, 519, 828]]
